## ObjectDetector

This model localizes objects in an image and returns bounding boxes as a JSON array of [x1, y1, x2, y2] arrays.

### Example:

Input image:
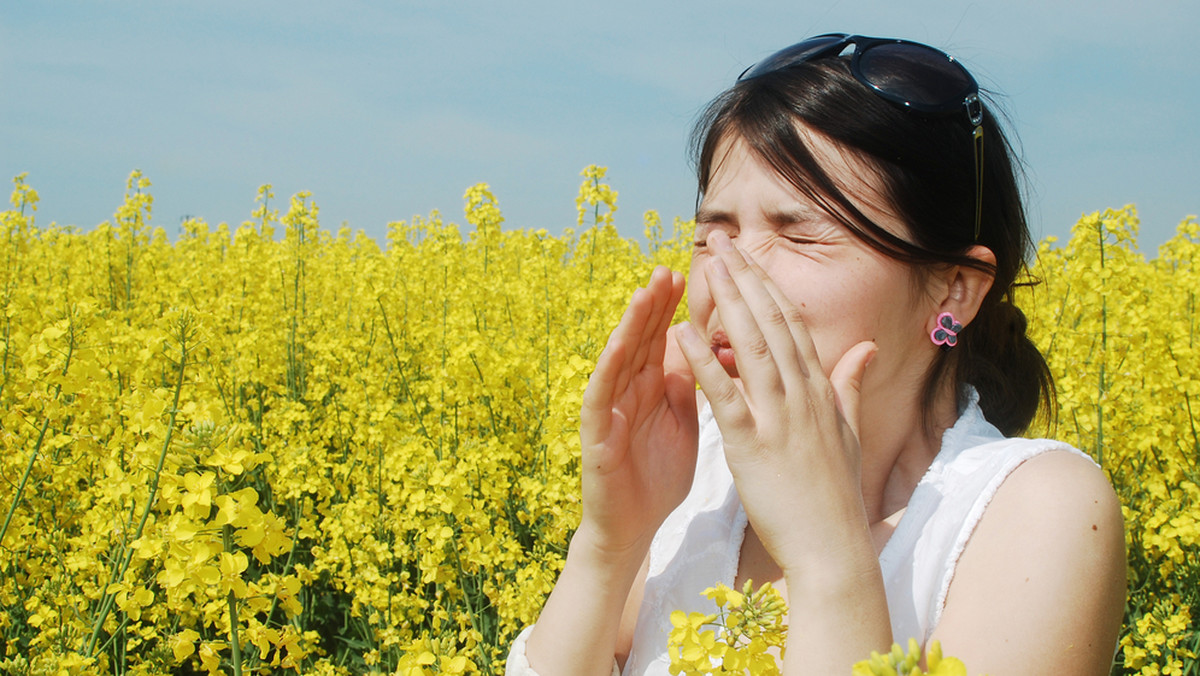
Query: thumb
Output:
[[828, 340, 877, 442], [663, 324, 698, 408], [663, 324, 695, 383]]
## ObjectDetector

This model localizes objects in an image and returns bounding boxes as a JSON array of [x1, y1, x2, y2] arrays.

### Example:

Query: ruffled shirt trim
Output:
[[505, 625, 622, 676]]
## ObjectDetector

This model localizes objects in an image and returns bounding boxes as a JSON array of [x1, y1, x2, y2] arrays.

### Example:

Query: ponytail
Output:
[[959, 297, 1054, 436]]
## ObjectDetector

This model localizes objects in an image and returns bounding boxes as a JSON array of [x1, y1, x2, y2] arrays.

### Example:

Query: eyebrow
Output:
[[694, 207, 734, 225], [695, 205, 823, 227], [765, 207, 820, 227]]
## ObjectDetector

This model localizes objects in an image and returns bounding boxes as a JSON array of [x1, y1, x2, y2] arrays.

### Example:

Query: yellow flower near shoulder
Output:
[[668, 581, 787, 676], [705, 584, 745, 610], [850, 639, 966, 676]]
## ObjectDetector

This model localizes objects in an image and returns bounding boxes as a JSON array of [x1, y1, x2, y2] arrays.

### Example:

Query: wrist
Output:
[[779, 516, 883, 604], [568, 521, 654, 577], [779, 543, 892, 675], [777, 506, 879, 588], [524, 523, 650, 675]]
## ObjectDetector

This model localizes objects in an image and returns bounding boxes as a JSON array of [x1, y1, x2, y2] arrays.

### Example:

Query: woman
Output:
[[509, 34, 1126, 675]]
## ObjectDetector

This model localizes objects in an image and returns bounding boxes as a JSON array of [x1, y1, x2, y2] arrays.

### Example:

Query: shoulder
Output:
[[972, 444, 1119, 520], [979, 448, 1124, 556], [1001, 446, 1117, 503], [931, 449, 1126, 674]]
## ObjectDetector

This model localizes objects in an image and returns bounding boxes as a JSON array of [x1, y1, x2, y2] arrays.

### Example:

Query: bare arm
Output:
[[525, 527, 650, 676], [930, 450, 1127, 675], [616, 551, 651, 667]]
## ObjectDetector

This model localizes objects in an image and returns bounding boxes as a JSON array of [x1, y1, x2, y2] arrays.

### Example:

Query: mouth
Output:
[[710, 329, 738, 375]]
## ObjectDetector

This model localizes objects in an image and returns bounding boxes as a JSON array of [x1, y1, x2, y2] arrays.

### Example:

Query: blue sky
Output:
[[2, 1, 1197, 251]]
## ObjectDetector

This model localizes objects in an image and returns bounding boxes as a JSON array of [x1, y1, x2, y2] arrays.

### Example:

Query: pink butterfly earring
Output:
[[930, 312, 964, 348]]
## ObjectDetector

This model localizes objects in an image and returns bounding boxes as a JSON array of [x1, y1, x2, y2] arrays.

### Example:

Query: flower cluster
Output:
[[851, 639, 965, 676], [0, 170, 690, 674], [0, 169, 1194, 675], [1019, 206, 1200, 675], [666, 583, 965, 676], [576, 165, 619, 229], [667, 581, 788, 675]]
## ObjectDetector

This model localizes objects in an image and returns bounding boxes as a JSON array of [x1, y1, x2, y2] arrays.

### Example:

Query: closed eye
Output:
[[692, 207, 738, 249]]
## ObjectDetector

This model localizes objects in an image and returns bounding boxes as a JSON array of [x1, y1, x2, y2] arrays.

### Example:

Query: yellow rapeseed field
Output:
[[0, 168, 1195, 675]]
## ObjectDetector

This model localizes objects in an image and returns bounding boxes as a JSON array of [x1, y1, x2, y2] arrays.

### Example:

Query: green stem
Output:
[[223, 524, 244, 676], [0, 417, 51, 551], [442, 513, 494, 676], [245, 497, 304, 672], [1096, 220, 1107, 466], [468, 353, 500, 438], [85, 317, 191, 658], [376, 297, 433, 443], [0, 311, 13, 402], [0, 314, 76, 551]]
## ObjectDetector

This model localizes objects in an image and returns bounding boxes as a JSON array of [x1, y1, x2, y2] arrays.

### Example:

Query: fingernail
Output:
[[710, 231, 733, 251]]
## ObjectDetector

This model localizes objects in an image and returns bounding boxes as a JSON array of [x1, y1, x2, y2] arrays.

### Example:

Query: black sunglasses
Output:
[[739, 34, 985, 239]]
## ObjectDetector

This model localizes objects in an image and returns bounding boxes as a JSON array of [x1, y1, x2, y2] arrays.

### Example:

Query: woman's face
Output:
[[688, 131, 939, 394]]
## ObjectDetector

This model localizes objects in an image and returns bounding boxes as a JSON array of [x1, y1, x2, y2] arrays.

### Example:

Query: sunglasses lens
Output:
[[856, 43, 975, 112], [739, 34, 846, 80]]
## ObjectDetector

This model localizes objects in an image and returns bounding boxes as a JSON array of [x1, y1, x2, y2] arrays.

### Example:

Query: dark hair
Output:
[[690, 55, 1053, 436]]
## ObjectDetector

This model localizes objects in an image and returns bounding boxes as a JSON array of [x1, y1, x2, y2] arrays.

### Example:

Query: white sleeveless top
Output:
[[506, 392, 1092, 676]]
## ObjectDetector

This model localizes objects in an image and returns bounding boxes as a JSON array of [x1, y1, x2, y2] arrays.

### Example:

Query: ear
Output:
[[930, 245, 996, 329]]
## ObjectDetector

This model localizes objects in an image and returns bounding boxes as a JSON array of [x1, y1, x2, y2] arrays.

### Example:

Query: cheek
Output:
[[775, 274, 889, 365], [797, 321, 851, 376]]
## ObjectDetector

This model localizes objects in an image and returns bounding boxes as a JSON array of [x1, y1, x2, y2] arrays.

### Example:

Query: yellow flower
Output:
[[851, 639, 966, 676], [668, 581, 787, 675], [0, 172, 1193, 674], [169, 628, 201, 662]]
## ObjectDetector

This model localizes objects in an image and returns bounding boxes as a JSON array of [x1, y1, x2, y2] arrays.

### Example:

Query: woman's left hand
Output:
[[675, 230, 878, 580]]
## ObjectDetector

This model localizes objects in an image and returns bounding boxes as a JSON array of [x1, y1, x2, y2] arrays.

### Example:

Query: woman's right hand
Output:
[[576, 265, 699, 559]]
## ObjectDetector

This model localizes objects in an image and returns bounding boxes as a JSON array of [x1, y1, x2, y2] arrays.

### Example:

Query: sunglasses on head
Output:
[[739, 34, 985, 239]]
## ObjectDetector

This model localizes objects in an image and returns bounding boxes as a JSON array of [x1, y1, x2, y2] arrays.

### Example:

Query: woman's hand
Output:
[[526, 267, 695, 676], [675, 230, 877, 579], [676, 231, 892, 674], [577, 265, 699, 559]]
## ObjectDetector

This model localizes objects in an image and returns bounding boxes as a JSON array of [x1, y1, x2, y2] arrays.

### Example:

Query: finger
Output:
[[663, 323, 698, 414], [612, 272, 672, 397], [634, 267, 683, 373], [580, 336, 626, 449], [584, 283, 653, 428], [675, 321, 753, 442], [621, 268, 671, 385], [589, 268, 678, 420], [703, 233, 792, 398], [738, 249, 821, 379], [645, 270, 686, 369], [663, 323, 694, 382], [828, 340, 878, 442]]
